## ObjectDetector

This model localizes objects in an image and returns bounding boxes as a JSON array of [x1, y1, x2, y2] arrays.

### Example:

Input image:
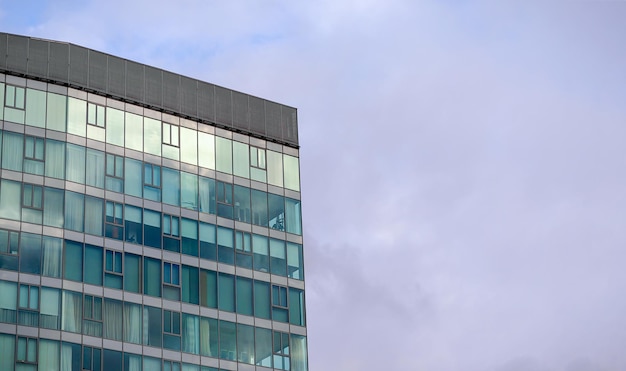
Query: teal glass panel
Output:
[[143, 209, 161, 249], [180, 127, 198, 165], [216, 181, 233, 219], [285, 198, 302, 235], [143, 163, 161, 201], [0, 333, 15, 370], [232, 141, 249, 178], [287, 242, 304, 280], [125, 205, 142, 244], [236, 277, 253, 316], [124, 158, 143, 198], [197, 131, 215, 170], [123, 302, 142, 344], [61, 290, 81, 332], [199, 316, 218, 357], [289, 288, 305, 326], [162, 167, 180, 206], [0, 280, 17, 323], [215, 136, 232, 174], [23, 136, 44, 175], [218, 320, 237, 361], [198, 176, 215, 214], [237, 323, 254, 364], [217, 226, 234, 265], [144, 117, 161, 156], [43, 187, 65, 228], [0, 179, 21, 220], [2, 131, 24, 171], [45, 139, 65, 179], [253, 281, 270, 320], [25, 88, 46, 127], [182, 265, 199, 305], [290, 335, 308, 371], [268, 193, 285, 231], [251, 189, 268, 227], [19, 233, 42, 275], [182, 313, 200, 354], [252, 234, 269, 273], [64, 191, 84, 232], [103, 299, 123, 341], [40, 286, 60, 330], [143, 306, 162, 347], [42, 236, 63, 278], [125, 112, 143, 151], [181, 218, 198, 256], [67, 97, 87, 136], [124, 253, 141, 293], [105, 154, 124, 193], [181, 172, 198, 211], [199, 222, 216, 261], [283, 154, 300, 192], [200, 269, 217, 309], [64, 240, 83, 282], [66, 143, 86, 184], [234, 185, 251, 223], [0, 230, 18, 271], [0, 83, 4, 120], [86, 148, 105, 188], [255, 327, 273, 368], [270, 238, 287, 277], [103, 349, 122, 370], [84, 196, 103, 236], [144, 257, 161, 297], [218, 273, 235, 312], [84, 244, 103, 286], [106, 107, 124, 147], [235, 231, 252, 269], [124, 353, 142, 370], [46, 92, 67, 132], [266, 150, 283, 188]]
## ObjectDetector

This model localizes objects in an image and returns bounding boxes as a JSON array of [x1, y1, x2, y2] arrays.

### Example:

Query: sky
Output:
[[2, 1, 626, 370]]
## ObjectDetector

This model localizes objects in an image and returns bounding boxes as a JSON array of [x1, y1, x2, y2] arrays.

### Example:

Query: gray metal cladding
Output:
[[0, 32, 299, 146]]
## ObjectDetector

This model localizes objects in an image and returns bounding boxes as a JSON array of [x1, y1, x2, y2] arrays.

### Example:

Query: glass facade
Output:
[[0, 34, 307, 371]]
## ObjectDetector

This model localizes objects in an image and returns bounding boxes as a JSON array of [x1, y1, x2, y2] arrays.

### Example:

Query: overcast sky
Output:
[[2, 1, 626, 370]]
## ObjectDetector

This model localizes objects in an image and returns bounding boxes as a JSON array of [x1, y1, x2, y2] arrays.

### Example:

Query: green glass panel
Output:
[[25, 88, 46, 127], [215, 136, 232, 174], [67, 97, 86, 136], [46, 92, 67, 132]]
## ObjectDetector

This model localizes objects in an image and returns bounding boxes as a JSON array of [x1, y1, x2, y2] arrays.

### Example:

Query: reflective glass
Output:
[[233, 141, 249, 178], [106, 107, 124, 147], [219, 320, 237, 361], [67, 97, 87, 136], [218, 273, 235, 312], [46, 92, 67, 132], [162, 167, 180, 206], [215, 136, 232, 174], [180, 127, 198, 165], [283, 154, 301, 192], [197, 132, 215, 170], [25, 88, 46, 127], [125, 112, 143, 151]]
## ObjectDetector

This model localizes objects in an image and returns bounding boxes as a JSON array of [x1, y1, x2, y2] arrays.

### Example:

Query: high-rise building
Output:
[[0, 32, 307, 371]]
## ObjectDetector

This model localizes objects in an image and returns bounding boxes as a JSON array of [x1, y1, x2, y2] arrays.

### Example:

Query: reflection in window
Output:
[[24, 136, 44, 175], [163, 122, 180, 147], [87, 102, 106, 127], [5, 85, 25, 109]]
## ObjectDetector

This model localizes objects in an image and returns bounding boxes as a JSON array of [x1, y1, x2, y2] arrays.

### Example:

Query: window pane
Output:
[[283, 154, 300, 192], [218, 320, 236, 361], [268, 193, 285, 231], [46, 93, 67, 132], [255, 327, 272, 368], [45, 139, 65, 179], [25, 88, 46, 127], [182, 265, 199, 305], [20, 233, 42, 275], [66, 143, 86, 184], [143, 209, 161, 249], [144, 257, 161, 297], [252, 234, 269, 273], [182, 313, 200, 354], [218, 273, 235, 312], [197, 132, 215, 170], [143, 306, 162, 347], [236, 277, 253, 316], [64, 241, 83, 281], [0, 179, 21, 220], [124, 158, 143, 198], [237, 324, 254, 364], [199, 222, 216, 261], [234, 185, 251, 223], [215, 137, 232, 174], [84, 196, 103, 236], [289, 288, 305, 326], [42, 236, 63, 278], [40, 287, 60, 330], [199, 316, 218, 357], [125, 205, 142, 245], [2, 131, 24, 171], [232, 141, 249, 178], [106, 107, 124, 147], [266, 150, 283, 187], [181, 172, 198, 211], [84, 245, 103, 286], [181, 218, 198, 257], [103, 299, 123, 341], [287, 242, 304, 280], [125, 112, 143, 151], [67, 97, 87, 136], [86, 148, 105, 188], [217, 226, 234, 265], [124, 253, 141, 293], [198, 176, 215, 214], [64, 191, 84, 232], [61, 291, 82, 332], [0, 280, 18, 323], [180, 127, 198, 165], [123, 302, 142, 344], [254, 281, 270, 320], [199, 269, 217, 308], [251, 189, 268, 227], [270, 238, 287, 277], [285, 198, 302, 235], [144, 117, 162, 156], [162, 167, 180, 206]]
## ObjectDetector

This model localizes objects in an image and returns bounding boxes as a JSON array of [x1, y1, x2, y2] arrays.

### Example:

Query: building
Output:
[[0, 32, 307, 371]]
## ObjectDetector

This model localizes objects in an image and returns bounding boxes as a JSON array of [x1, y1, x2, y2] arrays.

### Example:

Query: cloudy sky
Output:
[[2, 1, 626, 370]]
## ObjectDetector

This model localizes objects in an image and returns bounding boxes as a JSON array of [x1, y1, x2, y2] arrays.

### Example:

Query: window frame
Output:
[[5, 85, 26, 110], [22, 184, 43, 210], [162, 122, 180, 147], [0, 229, 19, 255], [250, 146, 266, 170], [87, 102, 106, 128], [16, 336, 38, 365]]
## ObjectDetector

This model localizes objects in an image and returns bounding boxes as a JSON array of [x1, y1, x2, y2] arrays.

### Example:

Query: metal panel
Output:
[[144, 65, 162, 107], [162, 70, 179, 112], [107, 55, 125, 97], [282, 106, 298, 145], [27, 39, 48, 78], [248, 96, 265, 136], [180, 76, 197, 118], [232, 91, 248, 129], [48, 42, 69, 82], [126, 61, 144, 103], [265, 101, 282, 141], [215, 86, 232, 126], [69, 44, 88, 86], [88, 50, 107, 92], [0, 33, 7, 69], [6, 34, 28, 74], [197, 81, 215, 122]]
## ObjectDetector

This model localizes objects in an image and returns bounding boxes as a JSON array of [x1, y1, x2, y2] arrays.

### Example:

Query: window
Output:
[[0, 229, 19, 255], [163, 123, 179, 147], [16, 336, 37, 366], [163, 214, 180, 253], [5, 85, 25, 109], [105, 201, 124, 240], [163, 262, 180, 301], [235, 231, 252, 269], [82, 346, 102, 371], [22, 184, 43, 210], [163, 310, 181, 351], [250, 147, 266, 169], [105, 250, 123, 289], [18, 284, 39, 327], [24, 136, 44, 175], [273, 331, 291, 371], [216, 181, 233, 219], [83, 294, 103, 337], [87, 102, 106, 127], [272, 285, 289, 323], [143, 163, 161, 201], [105, 154, 124, 193]]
